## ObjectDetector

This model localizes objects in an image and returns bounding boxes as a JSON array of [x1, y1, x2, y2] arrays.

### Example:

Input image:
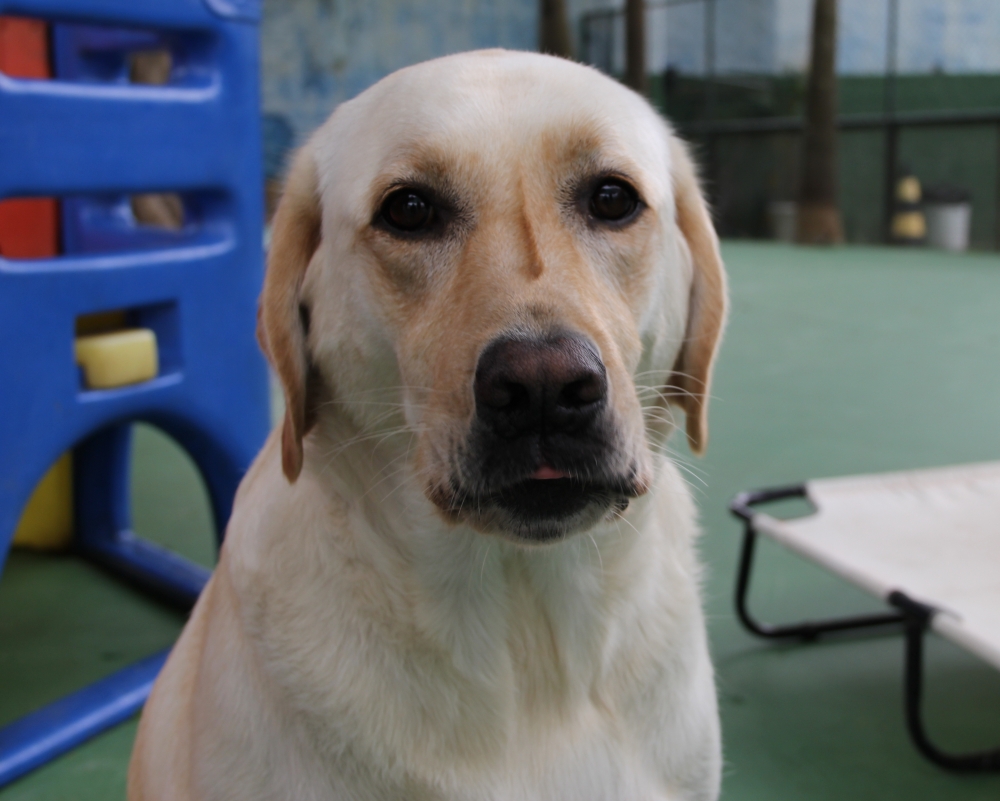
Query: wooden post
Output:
[[539, 0, 572, 59], [625, 0, 646, 94], [796, 0, 844, 244]]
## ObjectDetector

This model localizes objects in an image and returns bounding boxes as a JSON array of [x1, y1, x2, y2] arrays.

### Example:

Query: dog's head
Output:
[[258, 50, 726, 544]]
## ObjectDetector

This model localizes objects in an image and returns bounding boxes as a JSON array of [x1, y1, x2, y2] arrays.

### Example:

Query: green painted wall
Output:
[[655, 74, 1000, 249]]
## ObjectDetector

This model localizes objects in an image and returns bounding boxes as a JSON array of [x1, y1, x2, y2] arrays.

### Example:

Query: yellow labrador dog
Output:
[[129, 49, 726, 801]]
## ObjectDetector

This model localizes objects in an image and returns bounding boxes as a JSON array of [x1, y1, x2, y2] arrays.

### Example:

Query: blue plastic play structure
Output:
[[0, 0, 269, 786]]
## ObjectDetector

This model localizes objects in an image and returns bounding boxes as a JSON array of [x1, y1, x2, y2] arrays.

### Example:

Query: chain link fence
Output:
[[579, 0, 1000, 249]]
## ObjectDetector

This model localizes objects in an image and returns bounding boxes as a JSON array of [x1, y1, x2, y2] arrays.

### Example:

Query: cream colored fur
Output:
[[129, 50, 727, 801]]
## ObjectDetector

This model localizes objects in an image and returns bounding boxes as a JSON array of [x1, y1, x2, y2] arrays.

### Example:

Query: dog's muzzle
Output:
[[441, 331, 641, 542]]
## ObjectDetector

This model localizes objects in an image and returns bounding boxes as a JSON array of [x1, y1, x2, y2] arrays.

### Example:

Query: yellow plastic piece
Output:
[[13, 453, 73, 550], [12, 326, 157, 550], [75, 328, 159, 389], [896, 175, 922, 204], [891, 210, 927, 240]]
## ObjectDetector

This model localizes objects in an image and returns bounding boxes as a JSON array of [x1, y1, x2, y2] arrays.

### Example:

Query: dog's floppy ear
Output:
[[258, 145, 322, 482], [665, 137, 728, 454]]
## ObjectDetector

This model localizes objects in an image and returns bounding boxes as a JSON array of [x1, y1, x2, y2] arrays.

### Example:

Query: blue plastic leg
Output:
[[0, 650, 169, 788], [74, 424, 211, 609], [81, 530, 210, 609], [0, 422, 219, 790]]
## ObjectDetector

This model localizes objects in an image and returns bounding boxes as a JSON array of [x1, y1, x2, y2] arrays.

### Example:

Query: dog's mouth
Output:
[[434, 465, 641, 544], [495, 476, 619, 520]]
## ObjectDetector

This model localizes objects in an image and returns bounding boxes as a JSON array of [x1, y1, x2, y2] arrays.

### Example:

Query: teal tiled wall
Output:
[[260, 0, 539, 152]]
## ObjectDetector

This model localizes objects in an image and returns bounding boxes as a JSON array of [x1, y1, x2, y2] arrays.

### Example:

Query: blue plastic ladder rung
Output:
[[0, 650, 169, 787], [0, 0, 226, 28], [0, 78, 234, 197]]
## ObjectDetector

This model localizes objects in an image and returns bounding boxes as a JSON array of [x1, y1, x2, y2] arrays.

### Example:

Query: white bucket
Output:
[[924, 202, 971, 252]]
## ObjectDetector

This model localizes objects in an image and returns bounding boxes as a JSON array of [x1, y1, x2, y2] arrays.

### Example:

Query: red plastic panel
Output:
[[0, 18, 59, 259]]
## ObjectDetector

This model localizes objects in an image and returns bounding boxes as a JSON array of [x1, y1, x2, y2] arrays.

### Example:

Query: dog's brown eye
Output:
[[590, 181, 638, 222], [382, 189, 433, 232]]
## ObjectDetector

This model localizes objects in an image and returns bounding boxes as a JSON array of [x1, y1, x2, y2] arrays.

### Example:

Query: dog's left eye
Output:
[[381, 189, 434, 232], [589, 180, 639, 222]]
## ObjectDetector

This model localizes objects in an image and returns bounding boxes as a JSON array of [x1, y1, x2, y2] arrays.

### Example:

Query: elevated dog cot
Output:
[[730, 461, 1000, 772]]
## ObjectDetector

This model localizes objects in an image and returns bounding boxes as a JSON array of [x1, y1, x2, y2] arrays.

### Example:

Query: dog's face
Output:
[[259, 51, 726, 544]]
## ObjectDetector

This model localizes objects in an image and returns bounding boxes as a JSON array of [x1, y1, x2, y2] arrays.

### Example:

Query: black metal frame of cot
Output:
[[729, 485, 1000, 772]]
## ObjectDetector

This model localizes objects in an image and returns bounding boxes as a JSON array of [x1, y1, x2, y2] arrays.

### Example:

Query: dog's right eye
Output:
[[381, 189, 434, 233], [589, 180, 639, 223]]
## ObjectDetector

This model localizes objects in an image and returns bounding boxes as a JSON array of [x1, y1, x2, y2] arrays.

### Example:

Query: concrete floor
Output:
[[2, 241, 999, 799]]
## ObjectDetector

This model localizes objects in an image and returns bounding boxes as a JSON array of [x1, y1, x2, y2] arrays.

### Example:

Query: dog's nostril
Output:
[[478, 380, 528, 410], [504, 382, 530, 410], [557, 375, 605, 409]]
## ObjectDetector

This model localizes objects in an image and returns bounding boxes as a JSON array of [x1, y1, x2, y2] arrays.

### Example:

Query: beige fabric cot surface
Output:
[[752, 461, 1000, 671]]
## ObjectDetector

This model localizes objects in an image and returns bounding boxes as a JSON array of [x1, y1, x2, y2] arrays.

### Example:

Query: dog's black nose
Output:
[[474, 333, 607, 438]]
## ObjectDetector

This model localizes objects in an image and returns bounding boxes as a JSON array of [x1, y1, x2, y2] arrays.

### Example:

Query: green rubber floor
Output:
[[2, 242, 999, 799]]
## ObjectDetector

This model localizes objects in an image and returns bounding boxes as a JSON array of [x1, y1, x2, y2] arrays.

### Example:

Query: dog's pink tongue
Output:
[[531, 465, 568, 480]]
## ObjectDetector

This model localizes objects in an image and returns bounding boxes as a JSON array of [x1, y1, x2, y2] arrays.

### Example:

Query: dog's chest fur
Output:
[[214, 443, 715, 801]]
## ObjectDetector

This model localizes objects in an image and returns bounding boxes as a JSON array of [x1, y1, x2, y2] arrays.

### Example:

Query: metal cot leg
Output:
[[731, 486, 905, 640], [889, 591, 1000, 772]]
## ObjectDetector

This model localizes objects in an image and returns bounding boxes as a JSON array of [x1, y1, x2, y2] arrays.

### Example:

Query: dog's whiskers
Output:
[[586, 532, 604, 573]]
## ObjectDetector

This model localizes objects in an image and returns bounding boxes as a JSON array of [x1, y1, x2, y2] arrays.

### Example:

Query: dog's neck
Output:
[[305, 412, 666, 711]]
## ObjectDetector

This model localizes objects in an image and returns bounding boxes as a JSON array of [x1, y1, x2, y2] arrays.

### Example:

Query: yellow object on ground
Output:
[[13, 453, 73, 550], [891, 210, 927, 240], [75, 328, 159, 389], [12, 328, 158, 550]]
